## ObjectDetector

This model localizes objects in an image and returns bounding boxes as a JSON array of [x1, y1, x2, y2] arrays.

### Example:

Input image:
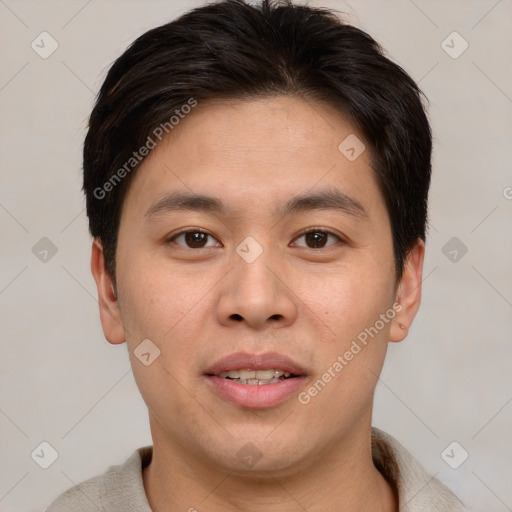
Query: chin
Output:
[[205, 428, 310, 474]]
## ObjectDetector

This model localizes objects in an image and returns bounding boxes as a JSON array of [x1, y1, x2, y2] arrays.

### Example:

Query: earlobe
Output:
[[90, 239, 126, 345], [389, 239, 425, 343]]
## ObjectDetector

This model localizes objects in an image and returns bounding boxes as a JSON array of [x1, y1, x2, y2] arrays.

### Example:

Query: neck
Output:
[[143, 414, 396, 512]]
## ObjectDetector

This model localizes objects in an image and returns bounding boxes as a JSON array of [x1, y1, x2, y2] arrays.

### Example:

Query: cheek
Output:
[[301, 258, 394, 343], [118, 251, 195, 336], [118, 256, 216, 378], [301, 268, 394, 415], [118, 265, 207, 413]]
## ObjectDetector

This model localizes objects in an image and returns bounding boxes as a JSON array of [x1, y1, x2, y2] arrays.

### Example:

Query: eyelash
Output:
[[166, 227, 345, 250]]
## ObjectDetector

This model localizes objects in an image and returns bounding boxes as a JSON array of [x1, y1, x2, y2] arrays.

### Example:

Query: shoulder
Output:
[[44, 471, 109, 512], [45, 446, 153, 512], [372, 428, 468, 512]]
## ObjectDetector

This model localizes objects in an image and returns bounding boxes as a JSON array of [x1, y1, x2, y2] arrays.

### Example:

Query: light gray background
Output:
[[1, 1, 511, 511]]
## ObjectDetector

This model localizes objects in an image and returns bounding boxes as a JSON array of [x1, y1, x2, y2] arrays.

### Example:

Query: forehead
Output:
[[122, 96, 382, 217]]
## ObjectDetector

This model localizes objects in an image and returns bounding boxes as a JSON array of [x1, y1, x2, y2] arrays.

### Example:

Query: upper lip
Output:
[[204, 351, 307, 376]]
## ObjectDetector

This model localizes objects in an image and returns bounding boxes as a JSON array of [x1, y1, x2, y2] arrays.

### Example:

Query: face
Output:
[[93, 95, 423, 475]]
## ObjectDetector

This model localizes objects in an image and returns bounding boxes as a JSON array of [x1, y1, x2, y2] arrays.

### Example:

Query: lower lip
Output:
[[205, 375, 307, 409]]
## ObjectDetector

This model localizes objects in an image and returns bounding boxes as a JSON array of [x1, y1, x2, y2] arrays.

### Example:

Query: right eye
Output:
[[166, 229, 222, 249]]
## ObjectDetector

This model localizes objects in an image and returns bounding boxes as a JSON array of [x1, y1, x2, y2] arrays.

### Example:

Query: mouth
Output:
[[204, 352, 308, 409], [217, 369, 297, 385]]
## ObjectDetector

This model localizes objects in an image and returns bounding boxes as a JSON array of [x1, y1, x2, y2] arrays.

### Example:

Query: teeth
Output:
[[218, 369, 292, 383], [256, 370, 276, 380], [239, 370, 255, 380], [228, 377, 283, 385], [225, 370, 244, 379]]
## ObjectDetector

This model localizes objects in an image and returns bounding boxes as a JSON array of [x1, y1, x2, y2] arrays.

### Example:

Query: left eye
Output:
[[169, 230, 221, 249], [293, 230, 341, 249]]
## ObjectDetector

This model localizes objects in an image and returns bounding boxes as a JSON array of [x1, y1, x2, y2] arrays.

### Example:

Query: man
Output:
[[46, 0, 467, 510]]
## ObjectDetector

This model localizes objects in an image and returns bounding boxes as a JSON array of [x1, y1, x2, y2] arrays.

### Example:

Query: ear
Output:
[[389, 239, 425, 343], [90, 239, 126, 345]]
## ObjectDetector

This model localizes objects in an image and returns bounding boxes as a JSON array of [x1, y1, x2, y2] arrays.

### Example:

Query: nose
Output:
[[215, 244, 298, 330]]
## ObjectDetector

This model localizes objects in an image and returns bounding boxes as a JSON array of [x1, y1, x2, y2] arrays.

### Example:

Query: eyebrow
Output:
[[144, 188, 367, 219]]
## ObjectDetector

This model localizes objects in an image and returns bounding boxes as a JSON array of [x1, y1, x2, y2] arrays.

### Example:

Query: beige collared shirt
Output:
[[46, 428, 468, 511]]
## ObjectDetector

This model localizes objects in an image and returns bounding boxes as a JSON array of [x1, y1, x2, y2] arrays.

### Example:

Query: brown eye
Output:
[[293, 230, 341, 249], [169, 230, 220, 249]]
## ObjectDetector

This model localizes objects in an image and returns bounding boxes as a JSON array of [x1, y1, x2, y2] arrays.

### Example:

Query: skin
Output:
[[91, 95, 424, 512]]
